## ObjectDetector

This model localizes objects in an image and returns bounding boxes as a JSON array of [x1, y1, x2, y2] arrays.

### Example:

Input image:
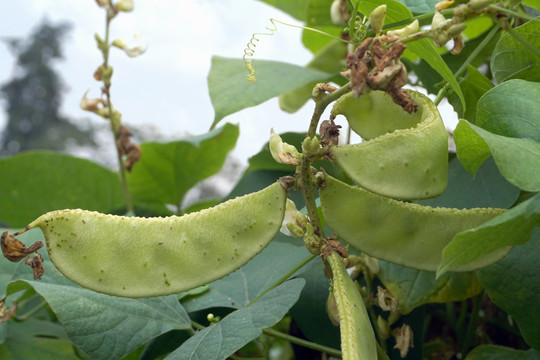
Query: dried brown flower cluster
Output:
[[343, 37, 418, 113]]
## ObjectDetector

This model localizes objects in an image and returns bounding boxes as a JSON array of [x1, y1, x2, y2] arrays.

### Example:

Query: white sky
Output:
[[0, 1, 457, 164]]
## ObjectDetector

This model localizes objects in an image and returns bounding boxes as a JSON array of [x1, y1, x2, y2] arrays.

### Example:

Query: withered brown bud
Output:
[[116, 126, 141, 172], [1, 231, 43, 262], [25, 253, 45, 280], [320, 118, 342, 146], [0, 300, 18, 323]]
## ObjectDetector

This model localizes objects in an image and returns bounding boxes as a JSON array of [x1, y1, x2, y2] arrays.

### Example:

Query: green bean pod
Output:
[[320, 176, 508, 272], [330, 90, 448, 200], [25, 182, 287, 298], [326, 251, 377, 360]]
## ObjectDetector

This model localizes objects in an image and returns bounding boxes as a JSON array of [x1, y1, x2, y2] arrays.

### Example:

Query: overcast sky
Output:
[[0, 1, 457, 165]]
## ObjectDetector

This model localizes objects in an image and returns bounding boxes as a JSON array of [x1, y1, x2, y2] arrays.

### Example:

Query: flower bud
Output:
[[447, 23, 467, 37], [95, 0, 109, 9], [330, 0, 346, 26], [79, 90, 105, 113], [115, 0, 134, 12], [470, 0, 492, 10], [112, 36, 147, 57], [386, 19, 419, 37], [435, 0, 454, 11], [377, 316, 391, 339], [269, 129, 301, 166], [370, 5, 387, 35], [431, 11, 448, 30], [280, 199, 308, 237], [302, 136, 321, 155]]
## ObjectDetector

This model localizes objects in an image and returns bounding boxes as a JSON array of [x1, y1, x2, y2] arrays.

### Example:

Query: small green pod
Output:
[[326, 251, 377, 360], [320, 176, 508, 272], [26, 183, 287, 298], [330, 90, 448, 200]]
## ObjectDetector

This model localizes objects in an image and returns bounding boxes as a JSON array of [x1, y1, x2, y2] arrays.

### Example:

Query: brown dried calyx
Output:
[[116, 125, 141, 172], [343, 37, 418, 113], [1, 230, 42, 262], [320, 117, 342, 146]]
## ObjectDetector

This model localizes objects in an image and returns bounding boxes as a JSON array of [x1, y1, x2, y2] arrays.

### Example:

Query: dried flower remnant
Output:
[[344, 37, 418, 113], [1, 230, 43, 262], [116, 125, 141, 172], [393, 323, 414, 358], [0, 300, 18, 323], [319, 118, 342, 146], [25, 253, 45, 280], [376, 286, 399, 312]]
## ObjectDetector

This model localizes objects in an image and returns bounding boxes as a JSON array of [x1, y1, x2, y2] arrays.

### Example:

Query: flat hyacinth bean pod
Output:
[[320, 176, 509, 272], [24, 183, 287, 298], [330, 90, 449, 200]]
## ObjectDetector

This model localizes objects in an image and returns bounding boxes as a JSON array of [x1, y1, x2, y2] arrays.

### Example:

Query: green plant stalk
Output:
[[461, 293, 482, 356], [301, 83, 352, 236], [263, 328, 343, 357], [433, 24, 500, 106], [456, 300, 468, 344], [102, 4, 135, 214], [190, 320, 342, 357], [248, 253, 316, 306], [12, 300, 48, 321], [489, 4, 538, 22], [493, 17, 540, 57]]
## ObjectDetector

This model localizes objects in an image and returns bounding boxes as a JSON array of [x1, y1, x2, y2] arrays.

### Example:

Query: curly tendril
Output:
[[243, 18, 279, 82], [243, 18, 352, 82]]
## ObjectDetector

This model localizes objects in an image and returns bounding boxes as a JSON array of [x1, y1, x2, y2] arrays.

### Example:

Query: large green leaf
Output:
[[438, 193, 540, 276], [395, 0, 440, 13], [257, 0, 310, 21], [378, 261, 482, 314], [289, 262, 341, 349], [477, 229, 540, 350], [475, 79, 540, 141], [182, 236, 311, 313], [466, 346, 540, 359], [356, 0, 465, 108], [491, 19, 540, 83], [127, 123, 238, 210], [418, 157, 519, 210], [0, 319, 78, 360], [208, 56, 333, 128], [447, 65, 494, 121], [279, 40, 347, 113], [6, 245, 191, 360], [165, 279, 305, 360], [0, 152, 123, 228], [306, 0, 333, 27], [455, 120, 540, 191]]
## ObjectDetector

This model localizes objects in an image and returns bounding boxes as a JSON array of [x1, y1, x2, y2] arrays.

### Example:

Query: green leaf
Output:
[[302, 26, 344, 54], [0, 152, 123, 228], [476, 79, 540, 141], [279, 40, 347, 113], [208, 56, 333, 128], [491, 19, 540, 83], [418, 157, 519, 210], [289, 262, 341, 348], [378, 261, 482, 314], [0, 319, 78, 360], [477, 229, 540, 350], [438, 193, 540, 277], [182, 236, 311, 312], [166, 279, 305, 360], [356, 0, 465, 108], [306, 0, 333, 26], [408, 39, 466, 109], [455, 120, 540, 191], [395, 0, 440, 13], [447, 65, 494, 121], [466, 345, 540, 359], [127, 123, 238, 209], [7, 249, 191, 360], [257, 0, 310, 21]]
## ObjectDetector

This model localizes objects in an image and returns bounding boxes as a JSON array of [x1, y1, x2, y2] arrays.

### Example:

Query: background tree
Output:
[[0, 19, 96, 156]]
